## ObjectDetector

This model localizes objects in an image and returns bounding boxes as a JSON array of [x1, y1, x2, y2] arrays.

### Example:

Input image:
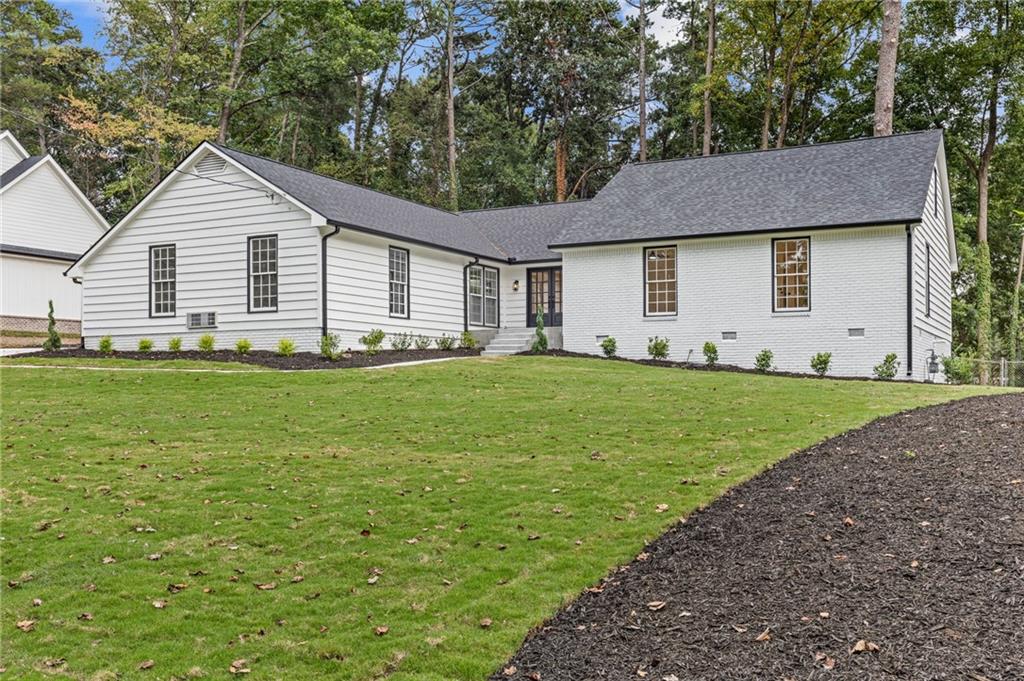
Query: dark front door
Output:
[[527, 267, 562, 327]]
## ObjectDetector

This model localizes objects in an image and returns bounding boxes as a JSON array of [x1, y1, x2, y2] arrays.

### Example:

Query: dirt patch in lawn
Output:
[[23, 347, 480, 370], [494, 393, 1024, 681]]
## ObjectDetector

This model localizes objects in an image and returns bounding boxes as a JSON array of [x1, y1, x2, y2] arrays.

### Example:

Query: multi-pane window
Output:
[[644, 246, 677, 316], [467, 264, 498, 327], [773, 238, 810, 311], [248, 235, 278, 312], [925, 242, 932, 318], [150, 244, 176, 316], [389, 246, 409, 317]]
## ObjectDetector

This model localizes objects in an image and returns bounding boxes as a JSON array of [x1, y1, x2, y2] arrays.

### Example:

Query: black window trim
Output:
[[247, 234, 279, 314], [148, 243, 176, 319], [465, 263, 500, 328], [643, 244, 678, 318], [771, 236, 812, 313], [388, 245, 411, 319]]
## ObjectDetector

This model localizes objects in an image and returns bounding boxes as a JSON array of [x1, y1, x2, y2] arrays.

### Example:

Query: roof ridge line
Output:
[[458, 198, 592, 214]]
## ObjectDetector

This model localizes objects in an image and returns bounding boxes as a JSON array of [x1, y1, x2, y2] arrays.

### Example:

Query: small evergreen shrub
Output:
[[98, 336, 114, 354], [436, 334, 456, 351], [702, 341, 719, 366], [138, 338, 154, 352], [873, 353, 900, 380], [810, 352, 832, 377], [600, 336, 617, 358], [277, 338, 295, 357], [459, 330, 478, 350], [197, 334, 216, 353], [360, 328, 386, 355], [391, 332, 413, 351], [942, 355, 976, 385], [531, 310, 548, 352], [168, 337, 182, 352], [235, 339, 252, 355], [320, 333, 340, 359], [414, 335, 432, 350], [754, 348, 774, 373], [647, 336, 669, 360], [42, 300, 62, 351]]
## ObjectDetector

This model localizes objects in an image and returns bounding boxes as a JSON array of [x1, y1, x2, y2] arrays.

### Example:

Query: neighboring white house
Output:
[[1, 130, 109, 336], [67, 130, 955, 379]]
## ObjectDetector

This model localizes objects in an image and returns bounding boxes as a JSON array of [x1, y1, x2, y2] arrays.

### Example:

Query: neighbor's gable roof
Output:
[[462, 201, 588, 263], [0, 155, 46, 188], [552, 129, 946, 248], [0, 153, 109, 236]]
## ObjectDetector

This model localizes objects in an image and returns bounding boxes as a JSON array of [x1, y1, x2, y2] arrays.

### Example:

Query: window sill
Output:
[[643, 315, 677, 321], [771, 311, 810, 318]]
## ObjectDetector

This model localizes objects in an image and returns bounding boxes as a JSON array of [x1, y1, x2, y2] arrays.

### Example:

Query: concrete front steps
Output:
[[481, 328, 538, 356]]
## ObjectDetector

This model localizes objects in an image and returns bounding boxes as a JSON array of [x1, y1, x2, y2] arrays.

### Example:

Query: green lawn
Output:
[[0, 356, 1002, 680]]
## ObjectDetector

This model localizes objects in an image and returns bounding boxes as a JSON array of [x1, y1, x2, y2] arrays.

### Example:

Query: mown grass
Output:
[[1, 356, 267, 371], [0, 356, 1001, 680]]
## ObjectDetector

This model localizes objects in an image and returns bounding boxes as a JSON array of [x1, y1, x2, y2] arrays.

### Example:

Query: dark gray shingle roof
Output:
[[1, 243, 80, 262], [0, 156, 45, 188], [463, 201, 588, 262], [552, 130, 944, 248], [212, 144, 509, 261]]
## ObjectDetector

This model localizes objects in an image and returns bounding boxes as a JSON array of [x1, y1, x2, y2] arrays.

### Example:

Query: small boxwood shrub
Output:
[[320, 333, 340, 360], [459, 330, 478, 350], [647, 336, 669, 360], [360, 328, 386, 355], [873, 353, 900, 380], [942, 355, 975, 385], [98, 336, 114, 354], [138, 338, 154, 352], [197, 334, 215, 353], [436, 334, 456, 351], [168, 337, 182, 352], [754, 348, 774, 373], [600, 336, 617, 358], [391, 332, 413, 351], [810, 351, 832, 377], [277, 338, 295, 357], [235, 339, 252, 355], [414, 335, 432, 350], [702, 341, 719, 366]]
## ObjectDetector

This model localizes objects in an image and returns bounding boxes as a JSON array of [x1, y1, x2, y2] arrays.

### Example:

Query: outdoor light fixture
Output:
[[927, 349, 939, 382], [512, 279, 519, 292]]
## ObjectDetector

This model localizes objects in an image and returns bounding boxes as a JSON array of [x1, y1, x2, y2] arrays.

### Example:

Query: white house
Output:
[[67, 130, 955, 379], [1, 130, 109, 336]]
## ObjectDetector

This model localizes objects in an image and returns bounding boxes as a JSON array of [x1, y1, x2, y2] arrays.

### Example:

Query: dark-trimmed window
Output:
[[773, 237, 810, 312], [248, 235, 278, 312], [149, 244, 176, 317], [925, 242, 932, 318], [389, 246, 409, 318], [644, 246, 677, 316], [467, 264, 498, 327]]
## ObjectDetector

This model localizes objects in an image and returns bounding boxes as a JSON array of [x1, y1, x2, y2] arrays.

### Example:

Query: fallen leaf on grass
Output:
[[138, 660, 155, 670], [502, 666, 517, 676], [367, 575, 379, 585], [374, 626, 389, 636], [655, 504, 669, 513], [102, 556, 117, 564], [291, 576, 304, 583], [228, 659, 250, 674], [167, 583, 188, 593], [78, 613, 94, 621], [255, 582, 276, 591], [851, 639, 880, 654], [152, 600, 167, 609], [32, 598, 42, 607], [479, 618, 493, 629], [647, 601, 666, 611], [755, 627, 771, 642], [147, 553, 161, 561], [15, 619, 36, 632]]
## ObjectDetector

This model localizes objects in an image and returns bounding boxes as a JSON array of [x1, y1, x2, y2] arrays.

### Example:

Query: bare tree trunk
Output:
[[37, 124, 47, 153], [975, 78, 998, 377], [353, 72, 364, 153], [702, 0, 715, 156], [555, 134, 567, 202], [873, 0, 900, 137], [290, 113, 301, 165], [775, 0, 812, 149], [277, 112, 289, 154], [445, 0, 458, 211], [217, 1, 248, 144], [638, 0, 648, 161]]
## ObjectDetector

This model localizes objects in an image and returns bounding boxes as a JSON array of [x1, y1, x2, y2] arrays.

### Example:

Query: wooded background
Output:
[[2, 0, 1022, 361]]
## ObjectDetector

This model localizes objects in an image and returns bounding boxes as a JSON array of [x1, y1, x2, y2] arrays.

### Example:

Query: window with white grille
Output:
[[773, 238, 810, 312], [644, 246, 677, 316], [248, 235, 278, 312], [389, 246, 409, 318], [150, 245, 176, 317]]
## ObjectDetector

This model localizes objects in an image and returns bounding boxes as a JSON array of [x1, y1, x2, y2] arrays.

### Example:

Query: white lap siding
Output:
[[1, 162, 104, 255], [80, 164, 321, 351], [560, 225, 910, 378], [910, 163, 954, 379], [1, 254, 83, 321]]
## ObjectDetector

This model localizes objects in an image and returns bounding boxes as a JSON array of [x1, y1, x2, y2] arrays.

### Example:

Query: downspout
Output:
[[321, 224, 341, 338], [906, 223, 913, 378], [463, 257, 479, 332], [70, 275, 85, 348]]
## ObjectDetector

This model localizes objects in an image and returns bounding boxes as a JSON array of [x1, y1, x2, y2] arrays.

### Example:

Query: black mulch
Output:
[[494, 394, 1024, 681], [22, 347, 480, 370]]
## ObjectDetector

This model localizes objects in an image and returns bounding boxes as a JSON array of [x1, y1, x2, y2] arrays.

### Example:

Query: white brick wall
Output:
[[83, 327, 320, 353], [560, 225, 914, 378]]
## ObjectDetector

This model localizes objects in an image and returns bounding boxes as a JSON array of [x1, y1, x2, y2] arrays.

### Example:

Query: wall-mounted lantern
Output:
[[512, 279, 520, 292]]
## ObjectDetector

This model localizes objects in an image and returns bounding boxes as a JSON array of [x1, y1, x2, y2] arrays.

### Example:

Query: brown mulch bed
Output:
[[494, 394, 1024, 681], [22, 347, 481, 370]]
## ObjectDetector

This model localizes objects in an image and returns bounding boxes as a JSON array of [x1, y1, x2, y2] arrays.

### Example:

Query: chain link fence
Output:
[[946, 357, 1024, 386]]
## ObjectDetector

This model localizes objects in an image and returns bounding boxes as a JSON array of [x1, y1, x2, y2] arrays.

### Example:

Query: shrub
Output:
[[810, 351, 832, 377], [98, 335, 114, 354], [391, 332, 413, 351], [168, 337, 182, 352], [414, 335, 432, 350], [531, 310, 548, 352], [197, 334, 216, 353], [436, 334, 456, 351], [647, 336, 669, 360], [459, 330, 478, 350], [235, 339, 252, 355], [754, 348, 774, 373], [320, 333, 340, 360], [138, 338, 154, 352], [942, 355, 976, 385], [600, 336, 617, 358], [42, 300, 62, 351], [873, 353, 900, 380], [360, 328, 386, 355], [277, 338, 295, 357], [702, 341, 719, 366]]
